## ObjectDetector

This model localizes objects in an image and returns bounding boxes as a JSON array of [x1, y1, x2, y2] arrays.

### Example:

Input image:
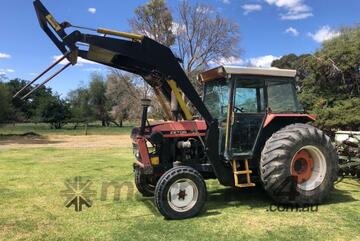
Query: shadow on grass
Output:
[[324, 188, 359, 205], [101, 181, 359, 221], [202, 185, 271, 216], [135, 185, 272, 219], [148, 182, 359, 218], [0, 132, 63, 146]]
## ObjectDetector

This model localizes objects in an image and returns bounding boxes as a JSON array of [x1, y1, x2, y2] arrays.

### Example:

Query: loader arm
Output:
[[29, 0, 233, 186], [32, 0, 214, 125]]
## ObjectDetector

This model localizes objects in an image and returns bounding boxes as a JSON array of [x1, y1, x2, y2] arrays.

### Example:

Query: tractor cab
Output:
[[199, 66, 303, 159]]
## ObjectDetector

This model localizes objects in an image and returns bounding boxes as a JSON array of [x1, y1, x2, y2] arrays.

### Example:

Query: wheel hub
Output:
[[291, 149, 314, 183], [167, 179, 198, 212], [178, 189, 187, 200]]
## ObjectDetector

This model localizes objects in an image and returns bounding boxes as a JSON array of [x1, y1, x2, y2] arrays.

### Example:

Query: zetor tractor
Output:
[[23, 0, 338, 219]]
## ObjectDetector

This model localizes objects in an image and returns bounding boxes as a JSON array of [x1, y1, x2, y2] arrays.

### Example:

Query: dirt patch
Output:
[[0, 135, 132, 149]]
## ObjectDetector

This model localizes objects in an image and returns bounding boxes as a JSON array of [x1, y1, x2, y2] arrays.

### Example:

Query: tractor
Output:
[[18, 0, 338, 219]]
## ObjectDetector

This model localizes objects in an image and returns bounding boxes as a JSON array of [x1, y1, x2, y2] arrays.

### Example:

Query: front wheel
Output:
[[154, 166, 207, 220], [134, 167, 155, 197], [260, 123, 338, 204]]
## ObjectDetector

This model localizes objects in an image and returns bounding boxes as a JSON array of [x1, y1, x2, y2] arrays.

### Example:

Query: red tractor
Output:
[[22, 0, 338, 220]]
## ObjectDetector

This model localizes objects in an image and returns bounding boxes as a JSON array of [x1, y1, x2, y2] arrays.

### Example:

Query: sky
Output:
[[0, 0, 359, 97]]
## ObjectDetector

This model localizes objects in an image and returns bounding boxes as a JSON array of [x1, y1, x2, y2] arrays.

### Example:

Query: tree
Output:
[[36, 95, 70, 129], [106, 70, 142, 126], [0, 82, 11, 123], [129, 0, 176, 99], [67, 87, 93, 127], [88, 73, 110, 126], [175, 1, 240, 90], [6, 79, 34, 122], [129, 0, 241, 119], [5, 79, 63, 123], [272, 26, 360, 131], [129, 0, 175, 47]]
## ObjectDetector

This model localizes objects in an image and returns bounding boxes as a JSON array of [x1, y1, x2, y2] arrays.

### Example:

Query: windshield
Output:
[[234, 79, 265, 113], [203, 79, 229, 121], [203, 76, 303, 120], [267, 79, 303, 113]]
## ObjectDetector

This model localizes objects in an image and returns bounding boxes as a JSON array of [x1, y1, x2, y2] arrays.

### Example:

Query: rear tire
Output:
[[260, 123, 338, 204], [134, 167, 155, 197], [154, 166, 207, 220]]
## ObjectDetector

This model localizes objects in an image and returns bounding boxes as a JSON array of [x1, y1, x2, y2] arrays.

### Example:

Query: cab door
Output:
[[227, 78, 266, 158]]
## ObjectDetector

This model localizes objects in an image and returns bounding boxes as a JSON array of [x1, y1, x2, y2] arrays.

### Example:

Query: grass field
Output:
[[0, 122, 134, 136], [0, 124, 359, 241]]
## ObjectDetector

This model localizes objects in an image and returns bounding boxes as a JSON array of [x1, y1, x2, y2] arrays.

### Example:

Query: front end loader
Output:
[[19, 0, 339, 219]]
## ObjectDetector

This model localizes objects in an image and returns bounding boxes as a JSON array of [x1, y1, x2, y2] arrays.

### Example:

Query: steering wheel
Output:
[[234, 106, 244, 113]]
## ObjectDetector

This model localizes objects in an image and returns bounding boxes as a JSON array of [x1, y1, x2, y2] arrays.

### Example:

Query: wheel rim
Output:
[[291, 145, 327, 191], [167, 178, 198, 212]]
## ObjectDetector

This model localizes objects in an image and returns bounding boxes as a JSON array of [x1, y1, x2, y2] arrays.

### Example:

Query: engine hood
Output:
[[131, 120, 207, 139]]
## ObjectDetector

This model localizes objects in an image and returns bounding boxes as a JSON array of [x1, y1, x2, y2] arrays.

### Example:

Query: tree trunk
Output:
[[102, 120, 106, 127], [85, 122, 88, 135], [109, 120, 123, 127]]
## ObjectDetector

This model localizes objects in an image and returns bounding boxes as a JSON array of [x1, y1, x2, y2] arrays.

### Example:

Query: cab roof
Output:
[[199, 65, 297, 82]]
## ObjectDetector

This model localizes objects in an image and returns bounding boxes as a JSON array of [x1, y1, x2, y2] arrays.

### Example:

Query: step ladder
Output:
[[232, 159, 256, 188]]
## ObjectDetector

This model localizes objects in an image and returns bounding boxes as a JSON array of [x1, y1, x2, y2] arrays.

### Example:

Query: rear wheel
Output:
[[134, 167, 155, 197], [154, 166, 207, 220], [260, 123, 338, 204]]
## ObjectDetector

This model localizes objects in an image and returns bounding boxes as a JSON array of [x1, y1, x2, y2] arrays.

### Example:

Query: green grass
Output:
[[0, 131, 359, 240], [0, 122, 135, 136]]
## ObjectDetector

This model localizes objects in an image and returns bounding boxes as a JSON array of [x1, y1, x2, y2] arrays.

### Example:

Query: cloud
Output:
[[242, 4, 262, 15], [285, 27, 299, 36], [53, 55, 97, 66], [172, 22, 186, 35], [210, 55, 281, 68], [248, 55, 281, 68], [196, 6, 212, 14], [83, 68, 105, 72], [209, 56, 245, 66], [281, 12, 313, 20], [0, 68, 15, 75], [308, 26, 340, 43], [88, 8, 96, 14], [221, 0, 231, 4], [0, 52, 11, 59], [265, 0, 313, 20]]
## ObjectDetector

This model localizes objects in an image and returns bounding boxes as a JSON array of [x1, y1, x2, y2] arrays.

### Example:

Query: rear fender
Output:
[[264, 113, 316, 128]]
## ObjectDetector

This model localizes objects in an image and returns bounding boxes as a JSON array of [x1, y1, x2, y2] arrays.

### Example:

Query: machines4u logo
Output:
[[60, 177, 96, 212]]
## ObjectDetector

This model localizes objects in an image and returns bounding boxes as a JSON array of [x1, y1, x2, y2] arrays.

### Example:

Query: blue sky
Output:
[[0, 0, 359, 97]]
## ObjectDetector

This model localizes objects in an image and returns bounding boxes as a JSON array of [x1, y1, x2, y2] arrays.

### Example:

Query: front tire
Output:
[[154, 166, 207, 220], [134, 167, 155, 197], [260, 123, 338, 204]]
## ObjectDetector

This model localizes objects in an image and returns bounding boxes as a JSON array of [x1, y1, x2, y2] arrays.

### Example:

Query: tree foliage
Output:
[[0, 82, 11, 123], [272, 26, 360, 131], [129, 0, 175, 47], [67, 87, 93, 125], [0, 79, 71, 128], [88, 73, 110, 126], [176, 1, 240, 84], [106, 70, 142, 126], [130, 0, 240, 92], [35, 95, 70, 129]]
